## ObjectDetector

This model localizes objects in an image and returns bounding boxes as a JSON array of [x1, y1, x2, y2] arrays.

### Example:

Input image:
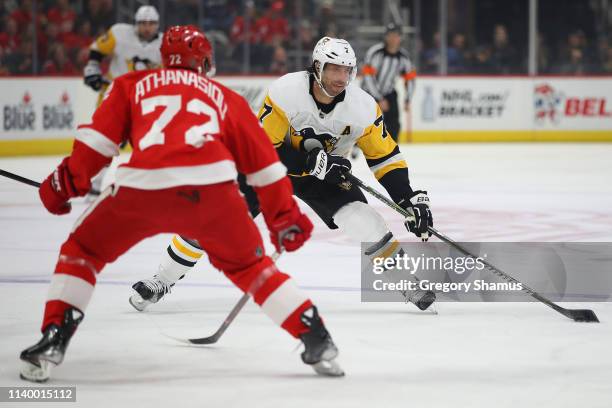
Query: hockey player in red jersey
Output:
[[19, 25, 343, 382]]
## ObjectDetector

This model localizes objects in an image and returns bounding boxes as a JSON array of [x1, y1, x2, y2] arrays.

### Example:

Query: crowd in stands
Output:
[[211, 0, 339, 73], [0, 0, 113, 75], [420, 24, 612, 74], [1, 0, 610, 76]]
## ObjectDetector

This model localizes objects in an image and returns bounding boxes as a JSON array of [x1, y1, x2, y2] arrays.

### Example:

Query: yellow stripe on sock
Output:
[[172, 236, 203, 259], [373, 240, 400, 264]]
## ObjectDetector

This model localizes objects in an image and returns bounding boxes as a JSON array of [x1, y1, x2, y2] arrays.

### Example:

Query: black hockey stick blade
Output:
[[0, 169, 41, 188], [190, 293, 250, 344], [164, 252, 281, 345], [563, 308, 599, 323], [164, 292, 251, 345]]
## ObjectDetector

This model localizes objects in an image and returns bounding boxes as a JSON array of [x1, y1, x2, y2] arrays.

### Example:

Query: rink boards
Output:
[[0, 75, 611, 156]]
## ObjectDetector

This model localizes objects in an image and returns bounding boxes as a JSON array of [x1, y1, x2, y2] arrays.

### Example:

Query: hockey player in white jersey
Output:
[[83, 5, 162, 197], [83, 5, 162, 100], [129, 36, 435, 312]]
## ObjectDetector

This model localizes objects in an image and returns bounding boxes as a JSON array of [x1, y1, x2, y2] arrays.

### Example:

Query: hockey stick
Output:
[[343, 172, 599, 323], [0, 169, 41, 188], [164, 251, 283, 345]]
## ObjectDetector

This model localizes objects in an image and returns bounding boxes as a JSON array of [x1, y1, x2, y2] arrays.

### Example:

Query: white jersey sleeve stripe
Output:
[[114, 160, 238, 190], [246, 162, 287, 187], [76, 127, 120, 158]]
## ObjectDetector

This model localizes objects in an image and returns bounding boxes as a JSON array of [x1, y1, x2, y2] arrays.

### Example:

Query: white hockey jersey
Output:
[[257, 71, 407, 179], [90, 23, 162, 79]]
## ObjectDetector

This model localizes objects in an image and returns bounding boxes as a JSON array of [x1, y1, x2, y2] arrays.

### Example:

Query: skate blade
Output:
[[427, 303, 439, 315], [20, 360, 52, 383], [311, 359, 345, 377], [129, 293, 151, 312]]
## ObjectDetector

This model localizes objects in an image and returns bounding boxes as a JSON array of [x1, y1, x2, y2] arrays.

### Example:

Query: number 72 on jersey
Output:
[[138, 95, 221, 150]]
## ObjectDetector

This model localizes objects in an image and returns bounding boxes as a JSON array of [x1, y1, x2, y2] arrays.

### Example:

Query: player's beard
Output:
[[321, 78, 347, 97], [137, 24, 159, 42]]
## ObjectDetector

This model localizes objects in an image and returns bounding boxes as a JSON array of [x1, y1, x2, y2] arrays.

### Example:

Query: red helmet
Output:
[[161, 25, 212, 74]]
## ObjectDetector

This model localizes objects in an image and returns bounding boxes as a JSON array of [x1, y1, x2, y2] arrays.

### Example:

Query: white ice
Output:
[[1, 143, 612, 408]]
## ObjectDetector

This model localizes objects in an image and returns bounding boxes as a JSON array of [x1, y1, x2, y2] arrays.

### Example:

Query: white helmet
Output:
[[312, 37, 357, 97], [135, 5, 159, 23]]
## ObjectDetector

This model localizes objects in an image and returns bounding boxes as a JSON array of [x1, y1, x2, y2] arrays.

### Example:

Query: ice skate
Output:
[[129, 274, 173, 312], [20, 308, 83, 383], [299, 306, 344, 377], [403, 287, 436, 311]]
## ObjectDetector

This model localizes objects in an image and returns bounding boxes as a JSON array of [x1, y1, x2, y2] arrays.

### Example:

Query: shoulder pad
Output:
[[345, 84, 380, 125], [267, 71, 310, 112]]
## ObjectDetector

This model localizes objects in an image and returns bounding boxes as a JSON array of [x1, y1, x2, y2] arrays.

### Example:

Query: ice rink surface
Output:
[[1, 143, 612, 407]]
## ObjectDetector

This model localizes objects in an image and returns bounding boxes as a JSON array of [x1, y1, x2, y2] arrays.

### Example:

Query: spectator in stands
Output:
[[318, 0, 338, 37], [595, 37, 609, 71], [10, 0, 32, 33], [0, 47, 11, 76], [602, 45, 612, 73], [269, 44, 288, 74], [421, 32, 440, 74], [84, 0, 114, 36], [38, 21, 60, 64], [0, 2, 7, 20], [537, 32, 550, 73], [58, 18, 90, 52], [75, 46, 91, 72], [6, 37, 34, 74], [257, 1, 289, 46], [75, 20, 94, 49], [202, 0, 234, 33], [490, 24, 519, 74], [0, 17, 21, 53], [42, 43, 77, 75], [471, 45, 494, 73], [447, 32, 471, 73], [559, 47, 589, 74], [230, 0, 259, 45], [567, 30, 588, 55], [299, 20, 315, 50], [557, 29, 590, 71], [296, 20, 316, 67], [230, 0, 267, 71], [47, 0, 77, 34]]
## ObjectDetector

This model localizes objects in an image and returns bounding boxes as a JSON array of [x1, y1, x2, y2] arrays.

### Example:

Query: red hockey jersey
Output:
[[71, 68, 286, 191]]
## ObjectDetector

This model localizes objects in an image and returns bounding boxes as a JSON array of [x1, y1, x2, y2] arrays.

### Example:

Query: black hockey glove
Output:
[[305, 148, 351, 185], [399, 190, 433, 241], [83, 61, 104, 91]]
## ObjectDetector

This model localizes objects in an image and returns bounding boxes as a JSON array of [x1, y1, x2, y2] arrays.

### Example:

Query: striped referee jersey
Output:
[[361, 42, 416, 102]]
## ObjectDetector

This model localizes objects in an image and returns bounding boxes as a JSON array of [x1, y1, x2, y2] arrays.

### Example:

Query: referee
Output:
[[361, 23, 416, 142]]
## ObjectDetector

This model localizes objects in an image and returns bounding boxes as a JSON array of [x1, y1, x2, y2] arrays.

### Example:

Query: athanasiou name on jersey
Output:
[[134, 69, 227, 118]]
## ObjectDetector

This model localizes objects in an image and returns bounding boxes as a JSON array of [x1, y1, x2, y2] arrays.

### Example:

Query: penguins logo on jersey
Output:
[[127, 56, 157, 71], [294, 127, 339, 152]]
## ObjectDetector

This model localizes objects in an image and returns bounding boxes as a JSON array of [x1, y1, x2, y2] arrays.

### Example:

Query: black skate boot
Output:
[[299, 306, 344, 377], [129, 274, 175, 312], [403, 287, 437, 311], [20, 307, 84, 382]]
